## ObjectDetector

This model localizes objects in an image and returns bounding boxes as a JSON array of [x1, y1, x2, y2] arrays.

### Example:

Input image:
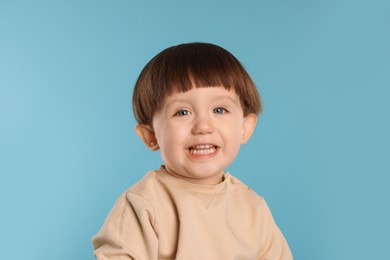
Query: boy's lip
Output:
[[188, 144, 217, 149]]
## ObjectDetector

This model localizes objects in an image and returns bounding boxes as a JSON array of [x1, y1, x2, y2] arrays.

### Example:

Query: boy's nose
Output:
[[191, 115, 214, 135]]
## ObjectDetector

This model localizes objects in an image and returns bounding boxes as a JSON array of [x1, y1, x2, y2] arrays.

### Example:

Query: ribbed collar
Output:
[[155, 165, 232, 193]]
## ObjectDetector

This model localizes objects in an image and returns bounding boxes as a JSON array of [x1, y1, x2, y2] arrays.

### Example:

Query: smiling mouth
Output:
[[189, 144, 218, 155]]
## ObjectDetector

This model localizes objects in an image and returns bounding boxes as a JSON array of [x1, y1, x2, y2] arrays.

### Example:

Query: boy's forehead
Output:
[[164, 86, 239, 104]]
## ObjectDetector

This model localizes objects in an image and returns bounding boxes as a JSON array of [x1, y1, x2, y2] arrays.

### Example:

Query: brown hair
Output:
[[132, 42, 261, 125]]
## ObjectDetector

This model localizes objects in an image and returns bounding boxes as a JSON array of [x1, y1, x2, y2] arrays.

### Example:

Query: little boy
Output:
[[92, 43, 292, 259]]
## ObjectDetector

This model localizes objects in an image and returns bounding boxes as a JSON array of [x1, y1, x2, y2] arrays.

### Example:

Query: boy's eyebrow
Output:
[[164, 98, 189, 108], [214, 95, 239, 104], [208, 95, 240, 106]]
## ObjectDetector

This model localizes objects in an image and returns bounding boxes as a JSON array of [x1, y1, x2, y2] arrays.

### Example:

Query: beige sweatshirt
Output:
[[92, 166, 293, 260]]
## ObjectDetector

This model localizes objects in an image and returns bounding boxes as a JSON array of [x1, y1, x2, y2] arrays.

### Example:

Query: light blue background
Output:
[[1, 0, 389, 259]]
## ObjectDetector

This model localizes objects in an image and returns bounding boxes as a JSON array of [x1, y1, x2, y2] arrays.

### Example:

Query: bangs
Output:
[[152, 43, 245, 95]]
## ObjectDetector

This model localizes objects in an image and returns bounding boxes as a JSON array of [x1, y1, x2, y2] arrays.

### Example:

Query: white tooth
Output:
[[193, 144, 213, 149], [190, 145, 217, 155]]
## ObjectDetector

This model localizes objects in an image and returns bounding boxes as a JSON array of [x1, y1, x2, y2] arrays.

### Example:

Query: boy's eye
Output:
[[213, 107, 227, 114], [175, 109, 191, 117]]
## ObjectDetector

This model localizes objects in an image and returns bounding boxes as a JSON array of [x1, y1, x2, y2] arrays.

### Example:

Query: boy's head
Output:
[[133, 43, 261, 185], [132, 42, 261, 126]]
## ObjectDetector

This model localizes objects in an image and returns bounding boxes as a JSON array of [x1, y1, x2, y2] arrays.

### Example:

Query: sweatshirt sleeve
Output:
[[92, 192, 158, 260], [257, 197, 293, 260]]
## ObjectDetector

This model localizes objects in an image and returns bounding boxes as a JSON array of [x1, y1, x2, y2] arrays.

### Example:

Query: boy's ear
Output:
[[135, 124, 160, 151], [241, 113, 257, 144]]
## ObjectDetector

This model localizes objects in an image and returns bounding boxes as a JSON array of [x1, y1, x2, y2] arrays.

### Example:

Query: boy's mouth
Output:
[[188, 144, 218, 155]]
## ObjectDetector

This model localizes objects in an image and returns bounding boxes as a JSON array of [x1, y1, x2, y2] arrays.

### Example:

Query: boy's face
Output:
[[136, 86, 257, 185]]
